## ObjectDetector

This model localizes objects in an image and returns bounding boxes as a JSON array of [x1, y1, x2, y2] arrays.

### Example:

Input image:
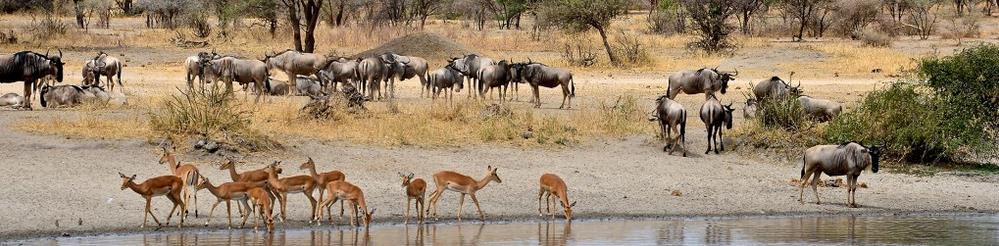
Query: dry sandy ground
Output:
[[1, 104, 998, 241]]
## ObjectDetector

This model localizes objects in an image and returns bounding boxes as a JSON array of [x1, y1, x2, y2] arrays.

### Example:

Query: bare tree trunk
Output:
[[73, 0, 85, 28], [593, 24, 618, 63], [285, 0, 304, 51], [303, 0, 323, 53]]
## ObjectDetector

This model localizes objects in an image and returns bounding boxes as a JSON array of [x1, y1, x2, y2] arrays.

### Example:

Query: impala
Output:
[[315, 180, 376, 228], [118, 172, 186, 228], [219, 158, 282, 184], [299, 157, 346, 223], [426, 166, 502, 221], [265, 161, 318, 222], [158, 147, 202, 217], [538, 173, 577, 221], [242, 186, 275, 232], [196, 175, 264, 229], [399, 172, 426, 224]]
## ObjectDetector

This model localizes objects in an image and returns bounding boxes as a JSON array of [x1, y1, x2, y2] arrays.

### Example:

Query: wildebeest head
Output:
[[866, 145, 882, 173], [723, 102, 735, 129], [715, 68, 737, 95], [46, 50, 65, 82]]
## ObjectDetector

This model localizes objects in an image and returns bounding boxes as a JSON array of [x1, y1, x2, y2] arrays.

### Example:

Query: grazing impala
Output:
[[158, 147, 202, 217], [299, 157, 346, 223], [243, 186, 275, 232], [426, 166, 502, 221], [399, 172, 426, 224], [220, 158, 282, 184], [196, 175, 264, 229], [315, 180, 376, 228], [538, 173, 577, 221], [264, 161, 318, 222], [118, 172, 186, 228]]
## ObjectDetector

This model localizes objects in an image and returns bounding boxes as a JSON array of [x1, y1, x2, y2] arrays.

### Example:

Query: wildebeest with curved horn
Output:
[[90, 51, 124, 92], [318, 56, 359, 92], [355, 56, 392, 101], [203, 56, 269, 102], [381, 53, 429, 98], [449, 54, 495, 98], [428, 62, 465, 105], [0, 50, 64, 109], [477, 60, 513, 101], [666, 67, 736, 100], [752, 73, 800, 100], [265, 49, 326, 96], [799, 142, 882, 208], [515, 62, 575, 109], [653, 95, 687, 156], [184, 52, 221, 88], [798, 95, 842, 122], [700, 95, 734, 154]]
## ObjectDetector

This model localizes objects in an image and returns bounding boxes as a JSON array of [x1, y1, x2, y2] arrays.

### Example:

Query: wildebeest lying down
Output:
[[798, 96, 842, 122], [513, 62, 575, 109], [0, 93, 24, 108], [265, 49, 326, 96], [652, 95, 687, 156], [666, 68, 736, 100], [267, 75, 323, 97], [0, 50, 65, 109], [39, 84, 116, 108], [799, 142, 882, 208]]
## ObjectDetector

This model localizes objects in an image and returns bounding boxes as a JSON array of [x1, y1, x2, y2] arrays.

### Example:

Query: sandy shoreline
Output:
[[1, 111, 998, 242]]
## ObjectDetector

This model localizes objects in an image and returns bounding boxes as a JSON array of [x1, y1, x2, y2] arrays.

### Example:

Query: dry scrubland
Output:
[[0, 12, 998, 241]]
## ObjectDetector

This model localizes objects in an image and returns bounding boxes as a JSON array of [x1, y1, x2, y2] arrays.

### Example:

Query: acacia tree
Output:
[[281, 0, 324, 52], [410, 0, 441, 29], [736, 0, 767, 34], [781, 0, 832, 41], [683, 0, 738, 52], [535, 0, 629, 63]]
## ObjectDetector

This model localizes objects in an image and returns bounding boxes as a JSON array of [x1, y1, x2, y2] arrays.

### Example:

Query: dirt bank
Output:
[[0, 110, 996, 242]]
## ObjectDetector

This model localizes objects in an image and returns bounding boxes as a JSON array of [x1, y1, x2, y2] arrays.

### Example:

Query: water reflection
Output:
[[20, 214, 999, 245]]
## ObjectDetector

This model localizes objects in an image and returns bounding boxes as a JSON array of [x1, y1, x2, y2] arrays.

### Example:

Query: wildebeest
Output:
[[39, 84, 110, 108], [752, 74, 800, 100], [449, 54, 495, 98], [798, 96, 842, 122], [355, 56, 393, 101], [699, 95, 734, 154], [653, 95, 687, 156], [82, 59, 103, 86], [184, 52, 221, 88], [666, 68, 737, 100], [515, 62, 575, 109], [318, 57, 359, 92], [0, 93, 23, 108], [90, 51, 124, 92], [428, 62, 465, 105], [799, 142, 882, 208], [267, 75, 324, 97], [0, 50, 65, 109], [743, 98, 758, 119], [203, 56, 269, 102], [477, 60, 513, 101], [381, 53, 429, 98], [265, 50, 326, 96]]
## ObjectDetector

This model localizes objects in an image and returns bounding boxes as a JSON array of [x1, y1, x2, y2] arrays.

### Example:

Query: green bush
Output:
[[756, 95, 809, 131], [827, 44, 999, 162], [150, 85, 277, 151]]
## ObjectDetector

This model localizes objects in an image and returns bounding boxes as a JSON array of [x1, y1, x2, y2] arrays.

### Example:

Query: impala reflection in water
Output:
[[18, 214, 999, 245]]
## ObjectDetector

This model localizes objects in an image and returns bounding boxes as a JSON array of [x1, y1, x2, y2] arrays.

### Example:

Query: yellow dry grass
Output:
[[13, 113, 152, 140], [800, 42, 916, 76]]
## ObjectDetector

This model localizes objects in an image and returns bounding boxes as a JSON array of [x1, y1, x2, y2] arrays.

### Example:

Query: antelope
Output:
[[315, 180, 376, 228], [158, 147, 202, 218], [243, 186, 275, 232], [219, 158, 282, 184], [299, 157, 347, 223], [264, 161, 318, 223], [118, 172, 186, 228], [196, 175, 263, 229], [538, 173, 577, 221], [426, 166, 502, 221], [398, 172, 426, 224]]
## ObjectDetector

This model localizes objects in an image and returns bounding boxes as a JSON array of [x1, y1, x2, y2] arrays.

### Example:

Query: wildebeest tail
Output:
[[117, 63, 123, 87], [263, 69, 272, 93], [680, 111, 686, 144], [799, 155, 805, 179]]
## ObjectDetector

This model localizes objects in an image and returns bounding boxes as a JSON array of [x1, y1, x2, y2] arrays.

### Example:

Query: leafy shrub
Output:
[[756, 95, 809, 131], [827, 45, 999, 162], [613, 30, 651, 65], [598, 95, 644, 136], [150, 84, 277, 151]]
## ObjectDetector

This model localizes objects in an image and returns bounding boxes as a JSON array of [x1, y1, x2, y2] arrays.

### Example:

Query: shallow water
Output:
[[13, 214, 999, 245]]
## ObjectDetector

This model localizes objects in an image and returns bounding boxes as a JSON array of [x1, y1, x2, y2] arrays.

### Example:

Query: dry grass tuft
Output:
[[802, 42, 914, 76]]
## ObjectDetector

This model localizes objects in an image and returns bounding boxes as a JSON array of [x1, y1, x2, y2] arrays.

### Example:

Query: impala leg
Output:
[[206, 200, 222, 226], [226, 200, 233, 229], [305, 191, 318, 222], [545, 193, 552, 215], [418, 196, 426, 224], [240, 201, 251, 228], [470, 193, 485, 221], [193, 187, 199, 218], [457, 194, 465, 222], [349, 201, 358, 227], [279, 193, 288, 223], [143, 197, 162, 228], [405, 198, 412, 224], [537, 188, 544, 217]]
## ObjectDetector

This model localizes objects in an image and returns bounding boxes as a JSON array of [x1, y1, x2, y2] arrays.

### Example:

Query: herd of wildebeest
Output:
[[1, 48, 880, 232]]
